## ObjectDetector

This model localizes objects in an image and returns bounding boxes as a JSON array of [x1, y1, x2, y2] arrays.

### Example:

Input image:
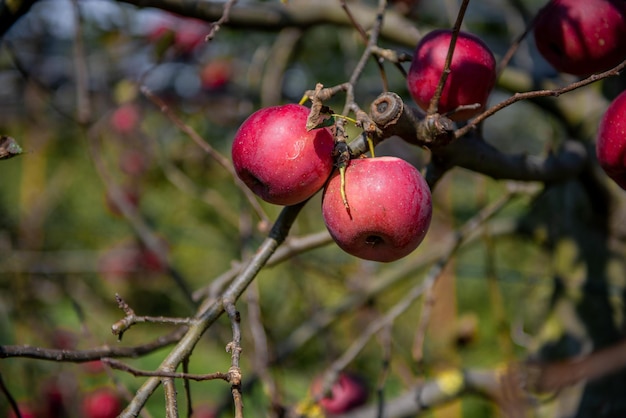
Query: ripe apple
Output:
[[596, 90, 626, 189], [232, 104, 335, 206], [407, 29, 496, 121], [310, 372, 369, 415], [322, 157, 432, 262], [82, 389, 121, 418], [534, 0, 626, 77]]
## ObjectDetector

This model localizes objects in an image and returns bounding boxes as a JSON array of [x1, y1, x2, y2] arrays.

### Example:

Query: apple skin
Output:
[[322, 157, 432, 262], [232, 104, 335, 206], [311, 372, 369, 415], [534, 0, 626, 77], [407, 29, 496, 121], [82, 389, 121, 418], [596, 90, 626, 190]]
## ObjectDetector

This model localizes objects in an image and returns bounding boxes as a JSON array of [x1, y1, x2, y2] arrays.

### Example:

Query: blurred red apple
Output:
[[82, 389, 121, 418], [534, 0, 626, 76], [111, 104, 140, 135], [201, 60, 232, 90], [311, 372, 369, 415]]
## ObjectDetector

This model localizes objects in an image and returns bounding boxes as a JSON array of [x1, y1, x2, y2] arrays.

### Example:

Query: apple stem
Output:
[[339, 164, 350, 211], [367, 136, 376, 157]]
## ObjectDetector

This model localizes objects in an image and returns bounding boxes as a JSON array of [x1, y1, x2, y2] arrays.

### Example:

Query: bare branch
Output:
[[112, 294, 194, 339], [427, 0, 471, 115], [457, 59, 626, 139], [205, 0, 238, 42], [120, 202, 306, 417], [116, 0, 421, 47], [0, 328, 187, 362], [103, 358, 229, 381]]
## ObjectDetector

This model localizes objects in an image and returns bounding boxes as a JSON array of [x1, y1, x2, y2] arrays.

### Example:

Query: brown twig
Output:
[[225, 303, 244, 418], [0, 327, 187, 362], [119, 202, 306, 417], [0, 372, 21, 418], [112, 294, 194, 339], [456, 59, 626, 139], [103, 358, 230, 381], [426, 0, 471, 115], [70, 0, 91, 125], [205, 0, 238, 42]]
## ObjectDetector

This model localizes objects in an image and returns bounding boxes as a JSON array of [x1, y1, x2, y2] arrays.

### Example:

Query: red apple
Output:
[[322, 157, 432, 262], [201, 60, 232, 90], [310, 372, 369, 415], [82, 389, 121, 418], [534, 0, 626, 77], [174, 18, 209, 54], [596, 90, 626, 189], [407, 29, 496, 121], [111, 104, 140, 135], [232, 104, 335, 206]]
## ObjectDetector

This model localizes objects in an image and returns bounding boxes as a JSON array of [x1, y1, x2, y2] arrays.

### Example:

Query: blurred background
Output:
[[1, 0, 626, 417]]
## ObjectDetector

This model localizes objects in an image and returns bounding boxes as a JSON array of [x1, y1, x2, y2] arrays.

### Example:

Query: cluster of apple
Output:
[[231, 0, 626, 261], [229, 23, 500, 263], [231, 103, 433, 263], [230, 26, 500, 262]]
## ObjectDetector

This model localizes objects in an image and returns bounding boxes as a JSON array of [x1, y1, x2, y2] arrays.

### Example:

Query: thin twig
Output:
[[426, 0, 471, 115], [318, 186, 521, 403], [112, 294, 194, 339], [164, 377, 179, 418], [0, 372, 21, 418], [119, 202, 306, 417], [456, 59, 626, 139], [226, 303, 245, 418], [103, 358, 229, 381], [205, 0, 238, 42], [0, 327, 187, 362], [70, 0, 91, 124]]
